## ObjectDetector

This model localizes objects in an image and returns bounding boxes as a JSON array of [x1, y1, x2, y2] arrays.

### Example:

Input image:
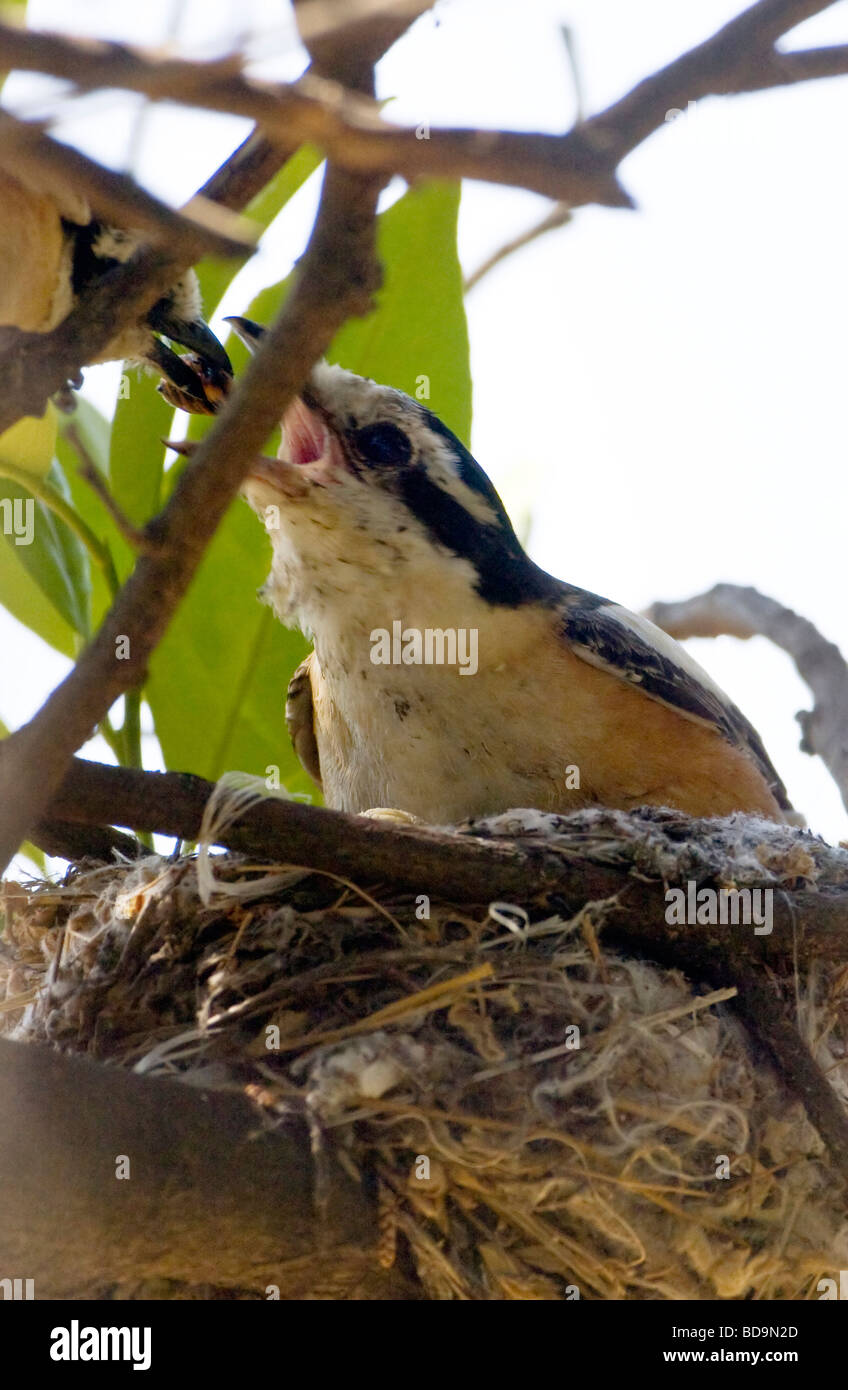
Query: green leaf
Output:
[[0, 525, 77, 655], [146, 496, 312, 790], [18, 842, 46, 875], [2, 469, 91, 638], [108, 370, 172, 558], [0, 410, 57, 479], [195, 144, 324, 320], [57, 397, 123, 627], [0, 403, 91, 641]]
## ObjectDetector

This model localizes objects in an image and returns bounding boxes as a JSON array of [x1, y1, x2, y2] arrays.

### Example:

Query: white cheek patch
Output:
[[416, 435, 502, 528], [169, 273, 203, 327], [92, 227, 137, 263], [94, 226, 202, 324]]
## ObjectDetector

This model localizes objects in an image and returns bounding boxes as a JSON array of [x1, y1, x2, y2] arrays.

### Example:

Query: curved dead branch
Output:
[[646, 584, 848, 813]]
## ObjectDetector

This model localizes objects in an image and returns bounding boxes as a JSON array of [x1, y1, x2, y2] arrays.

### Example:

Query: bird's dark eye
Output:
[[350, 421, 412, 467]]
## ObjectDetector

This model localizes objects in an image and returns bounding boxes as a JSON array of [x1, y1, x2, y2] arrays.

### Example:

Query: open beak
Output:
[[224, 318, 345, 498], [150, 307, 234, 416], [150, 306, 233, 374]]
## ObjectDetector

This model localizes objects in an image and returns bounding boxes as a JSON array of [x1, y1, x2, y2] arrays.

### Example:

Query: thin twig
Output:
[[560, 25, 586, 123], [464, 203, 572, 293]]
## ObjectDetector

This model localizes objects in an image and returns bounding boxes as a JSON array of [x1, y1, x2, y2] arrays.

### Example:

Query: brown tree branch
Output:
[[0, 110, 254, 258], [585, 0, 847, 162], [33, 756, 848, 965], [0, 28, 628, 208], [729, 957, 848, 1189], [741, 42, 848, 89], [646, 585, 848, 813], [30, 816, 143, 862], [0, 1, 844, 216], [0, 1036, 418, 1298], [196, 128, 286, 211]]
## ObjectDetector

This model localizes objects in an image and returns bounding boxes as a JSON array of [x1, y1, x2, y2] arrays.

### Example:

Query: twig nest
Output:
[[3, 808, 848, 1300]]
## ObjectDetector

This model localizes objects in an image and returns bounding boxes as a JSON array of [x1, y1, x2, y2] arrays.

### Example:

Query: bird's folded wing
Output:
[[558, 589, 792, 812], [286, 653, 322, 789]]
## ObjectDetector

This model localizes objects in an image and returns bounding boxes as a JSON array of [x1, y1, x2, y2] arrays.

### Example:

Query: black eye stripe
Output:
[[394, 467, 561, 607], [350, 422, 412, 466]]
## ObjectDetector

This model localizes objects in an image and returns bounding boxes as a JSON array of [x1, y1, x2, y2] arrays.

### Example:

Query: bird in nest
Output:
[[0, 168, 231, 413], [209, 315, 796, 827]]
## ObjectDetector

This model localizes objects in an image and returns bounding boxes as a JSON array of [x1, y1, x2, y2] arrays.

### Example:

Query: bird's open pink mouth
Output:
[[244, 397, 344, 496], [284, 398, 328, 466]]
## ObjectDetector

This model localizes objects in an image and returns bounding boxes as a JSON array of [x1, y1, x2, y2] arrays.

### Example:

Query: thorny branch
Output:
[[647, 585, 848, 813]]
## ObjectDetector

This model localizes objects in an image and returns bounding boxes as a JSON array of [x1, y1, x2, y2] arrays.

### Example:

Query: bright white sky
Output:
[[3, 0, 848, 867]]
